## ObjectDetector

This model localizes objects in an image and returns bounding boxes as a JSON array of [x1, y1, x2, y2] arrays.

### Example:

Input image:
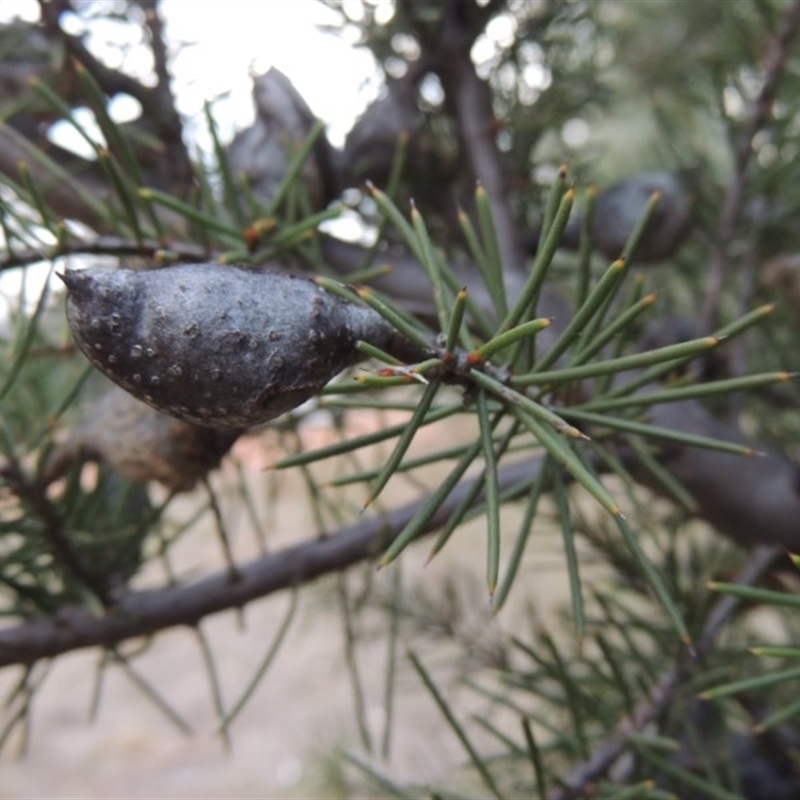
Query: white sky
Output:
[[162, 0, 382, 147]]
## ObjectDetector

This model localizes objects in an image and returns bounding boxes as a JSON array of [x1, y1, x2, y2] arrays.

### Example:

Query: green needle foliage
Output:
[[2, 1, 800, 797]]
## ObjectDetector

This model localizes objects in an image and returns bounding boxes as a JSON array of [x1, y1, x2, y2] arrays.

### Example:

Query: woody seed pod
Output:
[[527, 171, 694, 264], [62, 263, 426, 429], [44, 386, 240, 492]]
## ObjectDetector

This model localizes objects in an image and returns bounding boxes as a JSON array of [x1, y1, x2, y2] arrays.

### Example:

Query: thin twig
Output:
[[37, 2, 159, 111], [133, 0, 194, 188], [338, 573, 374, 753], [546, 545, 781, 800], [423, 0, 526, 279], [193, 625, 232, 752], [0, 458, 539, 667], [36, 0, 193, 190], [202, 476, 242, 582], [0, 237, 211, 273], [700, 0, 800, 329]]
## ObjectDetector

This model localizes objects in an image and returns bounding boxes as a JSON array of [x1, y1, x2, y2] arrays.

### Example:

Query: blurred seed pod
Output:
[[638, 315, 729, 381], [340, 69, 463, 232], [61, 263, 424, 429], [227, 67, 339, 210], [45, 386, 240, 492], [342, 72, 424, 188], [529, 171, 695, 264]]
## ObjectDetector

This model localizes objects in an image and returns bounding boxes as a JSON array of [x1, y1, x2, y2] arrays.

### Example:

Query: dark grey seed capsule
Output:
[[61, 263, 427, 429]]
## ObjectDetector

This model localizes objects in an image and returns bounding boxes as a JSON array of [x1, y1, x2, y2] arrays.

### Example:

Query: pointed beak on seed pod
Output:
[[61, 264, 424, 429]]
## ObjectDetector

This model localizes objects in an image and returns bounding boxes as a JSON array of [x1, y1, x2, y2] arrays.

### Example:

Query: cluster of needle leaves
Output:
[[352, 545, 800, 800], [273, 168, 785, 646], [0, 65, 333, 268]]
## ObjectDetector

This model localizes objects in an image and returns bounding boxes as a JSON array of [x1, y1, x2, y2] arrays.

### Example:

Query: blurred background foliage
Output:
[[1, 0, 800, 797]]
